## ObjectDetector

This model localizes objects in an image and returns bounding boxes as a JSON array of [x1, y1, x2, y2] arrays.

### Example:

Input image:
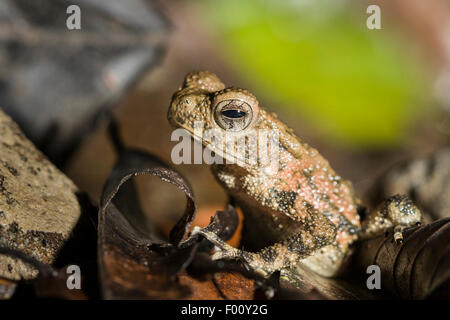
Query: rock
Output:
[[0, 109, 81, 280]]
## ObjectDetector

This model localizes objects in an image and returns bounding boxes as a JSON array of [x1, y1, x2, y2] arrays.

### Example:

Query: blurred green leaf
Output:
[[199, 0, 430, 147]]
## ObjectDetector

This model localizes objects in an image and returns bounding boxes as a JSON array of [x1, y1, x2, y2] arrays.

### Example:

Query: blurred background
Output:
[[1, 0, 449, 231]]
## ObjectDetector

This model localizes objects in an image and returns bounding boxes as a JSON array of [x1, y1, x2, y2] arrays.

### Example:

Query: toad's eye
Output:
[[213, 99, 253, 131], [221, 109, 246, 119]]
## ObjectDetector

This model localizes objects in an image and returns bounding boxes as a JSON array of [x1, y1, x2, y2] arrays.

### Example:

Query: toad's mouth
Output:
[[189, 128, 249, 167], [180, 126, 275, 173]]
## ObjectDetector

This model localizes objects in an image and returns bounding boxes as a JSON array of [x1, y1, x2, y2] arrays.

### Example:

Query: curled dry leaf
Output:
[[355, 218, 450, 299], [98, 148, 197, 299]]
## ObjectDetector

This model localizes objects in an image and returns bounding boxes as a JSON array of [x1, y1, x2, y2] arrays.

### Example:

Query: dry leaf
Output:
[[355, 218, 450, 299]]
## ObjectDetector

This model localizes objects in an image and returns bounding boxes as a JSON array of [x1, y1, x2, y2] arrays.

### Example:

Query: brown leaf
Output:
[[355, 218, 450, 299], [98, 148, 198, 299]]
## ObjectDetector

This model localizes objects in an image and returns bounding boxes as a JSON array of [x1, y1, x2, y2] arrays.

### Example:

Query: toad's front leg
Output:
[[193, 216, 336, 278], [358, 194, 422, 244]]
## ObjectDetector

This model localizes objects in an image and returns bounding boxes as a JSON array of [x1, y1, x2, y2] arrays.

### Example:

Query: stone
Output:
[[0, 109, 81, 280]]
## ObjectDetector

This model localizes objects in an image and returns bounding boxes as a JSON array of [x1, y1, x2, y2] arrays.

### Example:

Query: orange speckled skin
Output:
[[169, 71, 361, 277]]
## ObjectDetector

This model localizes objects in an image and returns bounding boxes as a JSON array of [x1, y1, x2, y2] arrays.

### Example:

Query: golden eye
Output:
[[213, 99, 253, 131], [212, 88, 259, 132]]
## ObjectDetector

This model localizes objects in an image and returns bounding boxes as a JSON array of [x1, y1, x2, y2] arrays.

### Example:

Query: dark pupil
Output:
[[221, 109, 246, 119]]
